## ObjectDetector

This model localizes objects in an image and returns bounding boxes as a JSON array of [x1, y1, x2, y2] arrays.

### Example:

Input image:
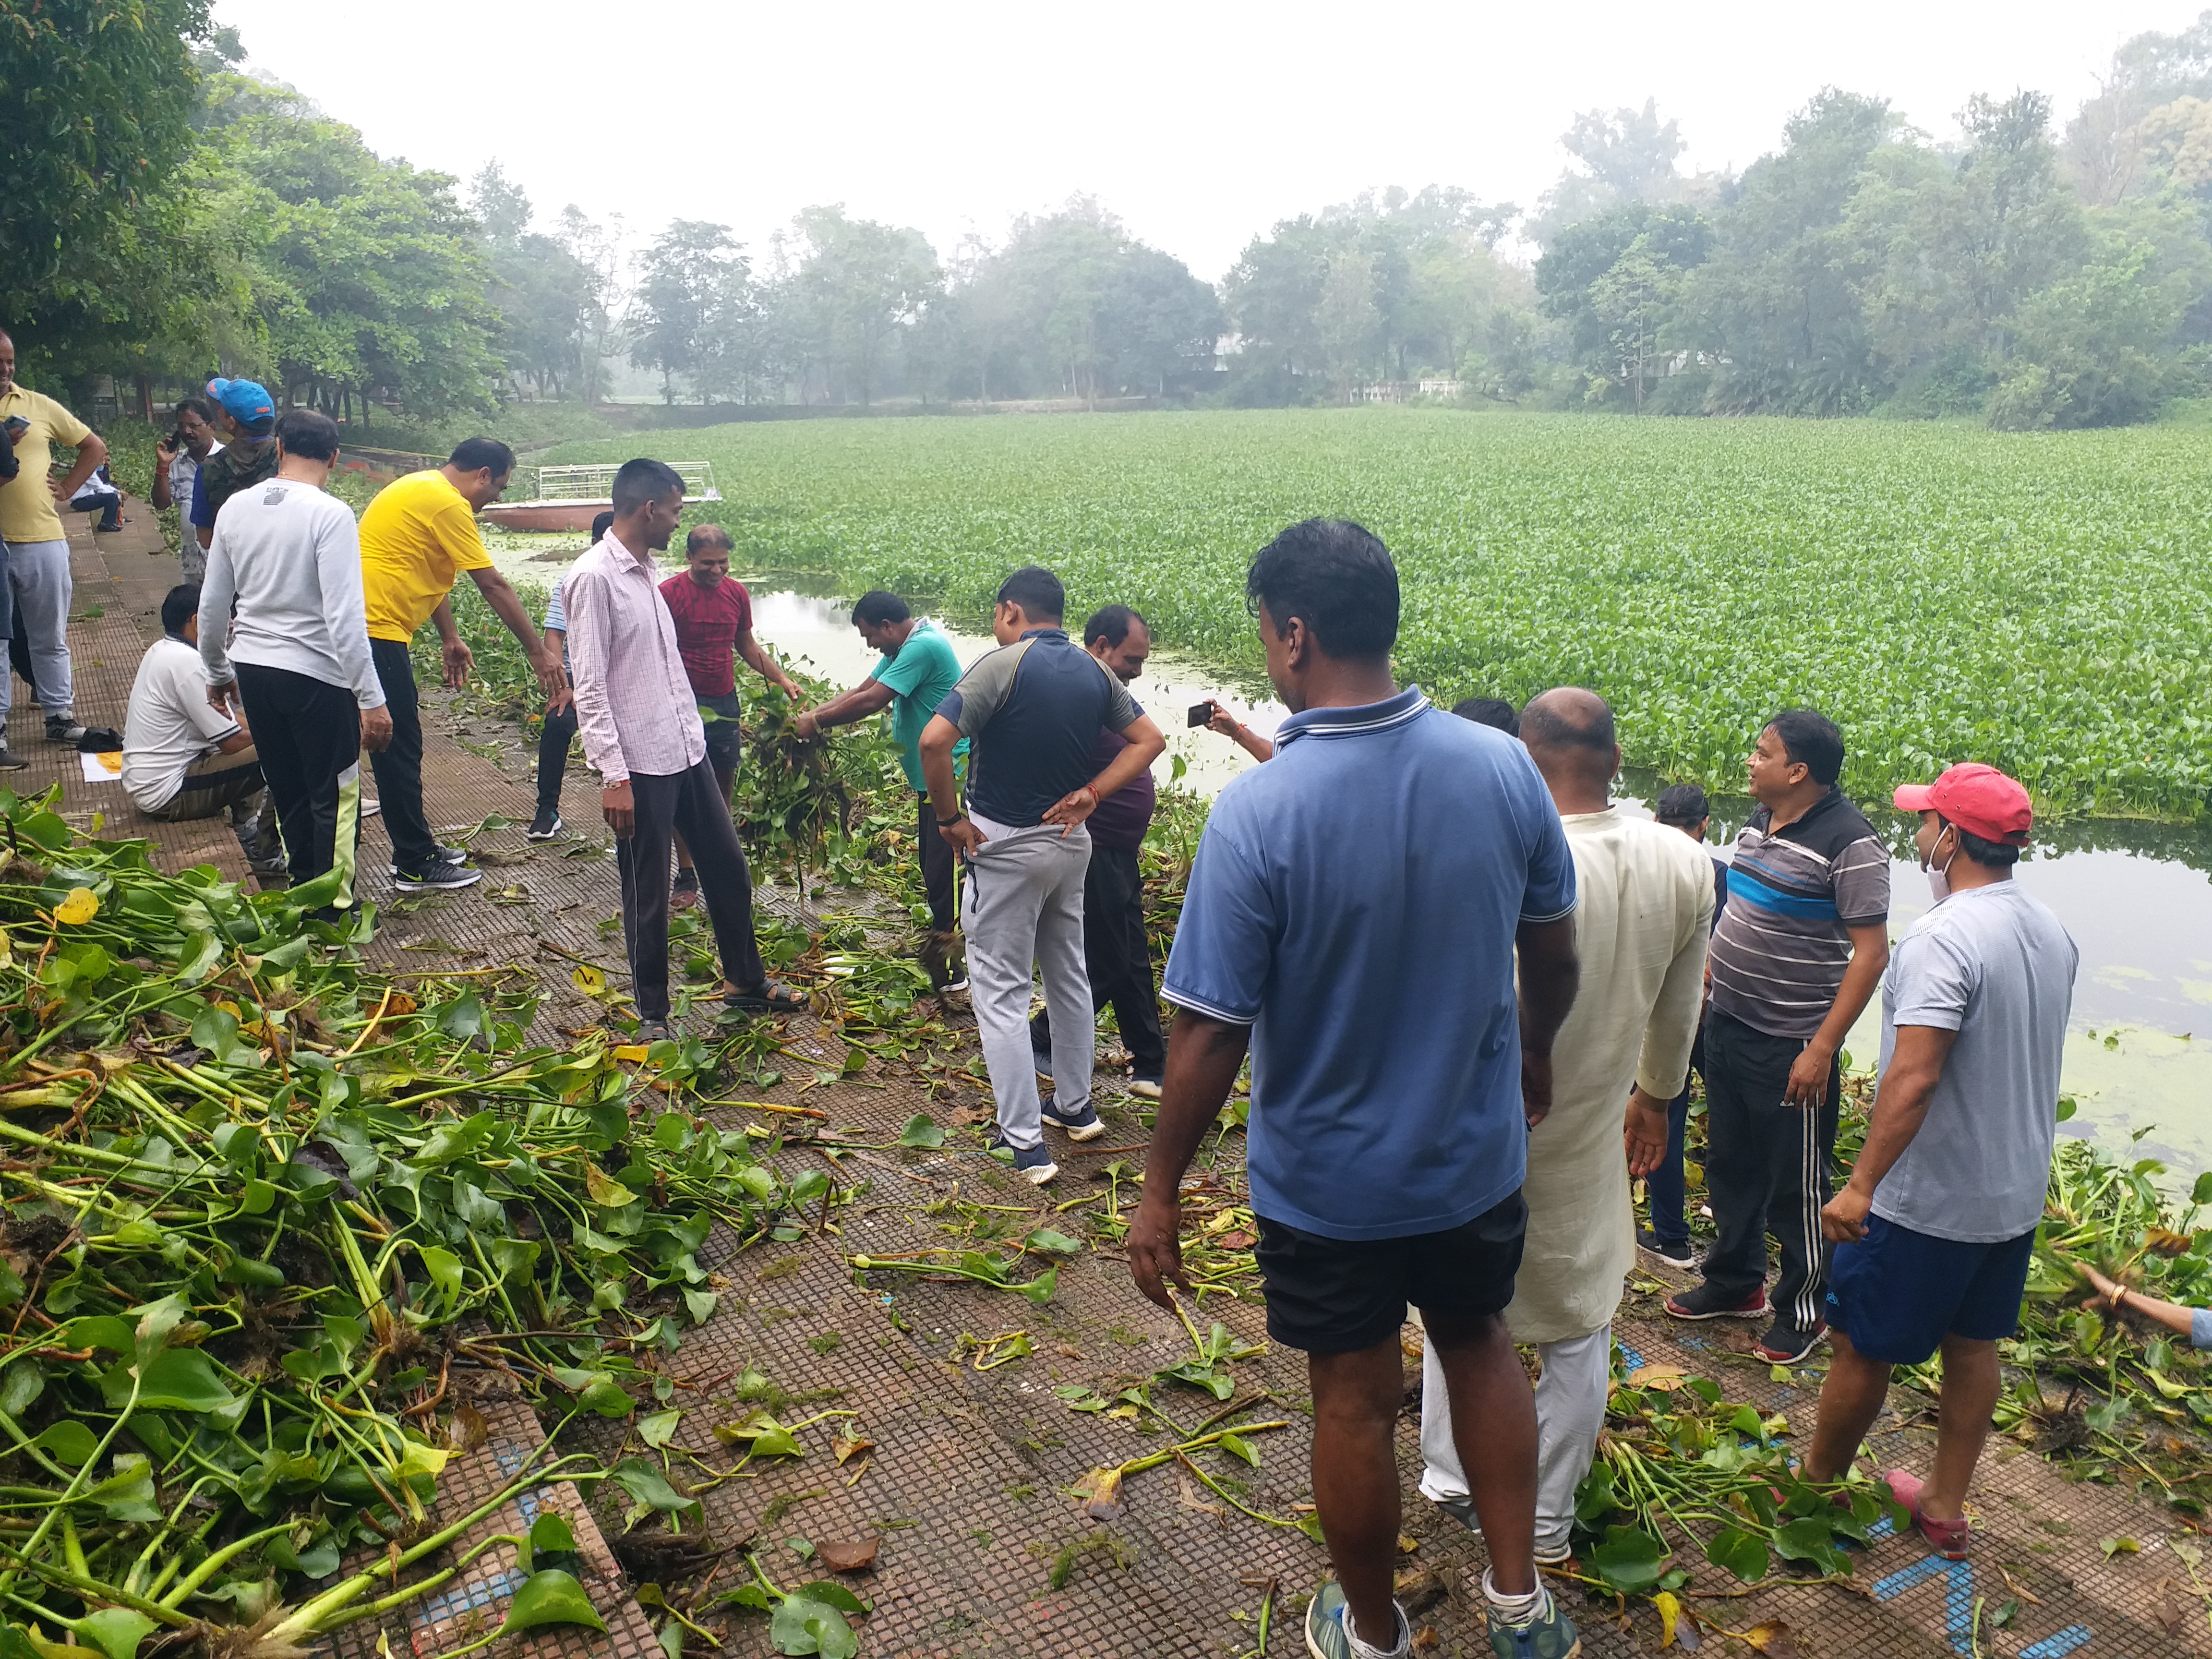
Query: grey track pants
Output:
[[963, 821, 1094, 1150]]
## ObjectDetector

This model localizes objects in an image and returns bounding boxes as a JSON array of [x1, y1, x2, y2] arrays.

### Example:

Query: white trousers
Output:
[[1419, 1322, 1611, 1557], [962, 818, 1094, 1149]]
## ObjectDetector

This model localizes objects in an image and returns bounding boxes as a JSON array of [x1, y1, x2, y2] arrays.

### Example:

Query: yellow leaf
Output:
[[1071, 1466, 1125, 1521], [52, 888, 98, 925], [571, 962, 608, 996], [1655, 1589, 1682, 1649], [612, 1044, 649, 1063], [585, 1165, 639, 1207], [2143, 1367, 2192, 1400], [1397, 1532, 1419, 1553], [1630, 1364, 1690, 1391]]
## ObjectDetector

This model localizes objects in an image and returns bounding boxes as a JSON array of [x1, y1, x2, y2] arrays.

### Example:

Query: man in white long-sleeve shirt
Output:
[[563, 458, 798, 1039], [199, 409, 392, 912], [1418, 688, 1712, 1565]]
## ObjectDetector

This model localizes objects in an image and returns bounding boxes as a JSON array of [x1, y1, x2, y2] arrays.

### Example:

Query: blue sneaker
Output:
[[1485, 1585, 1580, 1658], [986, 1129, 1058, 1185], [1304, 1583, 1408, 1658], [1041, 1096, 1106, 1142]]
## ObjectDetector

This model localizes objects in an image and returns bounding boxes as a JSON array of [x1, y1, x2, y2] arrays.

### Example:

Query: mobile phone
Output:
[[1187, 701, 1215, 728], [0, 417, 27, 439]]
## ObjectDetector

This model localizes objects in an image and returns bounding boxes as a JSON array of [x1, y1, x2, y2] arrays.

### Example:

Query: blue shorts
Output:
[[1826, 1214, 2036, 1366]]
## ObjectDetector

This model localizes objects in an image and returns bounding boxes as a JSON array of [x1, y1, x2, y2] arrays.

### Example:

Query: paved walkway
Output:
[[21, 497, 2199, 1659]]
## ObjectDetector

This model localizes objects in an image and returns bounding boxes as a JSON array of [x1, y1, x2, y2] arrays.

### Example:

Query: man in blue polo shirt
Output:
[[1127, 520, 1583, 1659], [919, 566, 1166, 1185]]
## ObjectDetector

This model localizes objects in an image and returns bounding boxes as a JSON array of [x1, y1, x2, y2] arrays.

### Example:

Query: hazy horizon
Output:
[[211, 0, 2200, 276]]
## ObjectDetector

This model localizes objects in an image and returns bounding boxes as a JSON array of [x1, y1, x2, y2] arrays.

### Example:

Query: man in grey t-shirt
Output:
[[1802, 763, 2077, 1562]]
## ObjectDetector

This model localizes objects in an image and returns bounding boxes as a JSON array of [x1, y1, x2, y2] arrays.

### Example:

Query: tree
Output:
[[1986, 240, 2183, 427], [1588, 235, 1685, 409], [555, 206, 624, 405], [1536, 203, 1710, 398], [780, 206, 943, 407], [2063, 12, 2212, 205], [471, 163, 600, 399], [629, 220, 744, 404]]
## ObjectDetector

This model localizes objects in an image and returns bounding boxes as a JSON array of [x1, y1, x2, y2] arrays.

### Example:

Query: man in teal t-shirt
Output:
[[794, 589, 969, 988]]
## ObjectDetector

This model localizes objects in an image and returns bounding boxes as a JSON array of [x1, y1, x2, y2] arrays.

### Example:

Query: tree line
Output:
[[9, 1, 2212, 431]]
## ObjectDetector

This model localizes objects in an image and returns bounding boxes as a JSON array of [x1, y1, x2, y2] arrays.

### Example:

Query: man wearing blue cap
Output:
[[191, 379, 280, 555]]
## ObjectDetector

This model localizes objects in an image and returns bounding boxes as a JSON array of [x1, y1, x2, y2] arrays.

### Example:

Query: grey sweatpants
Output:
[[1419, 1321, 1611, 1558], [963, 820, 1094, 1150], [0, 538, 72, 723]]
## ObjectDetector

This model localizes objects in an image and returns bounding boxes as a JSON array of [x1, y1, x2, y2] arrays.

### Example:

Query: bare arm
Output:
[[1041, 714, 1167, 833], [50, 431, 107, 504], [1207, 704, 1275, 761], [795, 677, 895, 738], [2079, 1263, 2204, 1340], [214, 729, 253, 756], [1515, 914, 1580, 1127], [737, 624, 802, 700], [152, 439, 178, 509], [1822, 1023, 1958, 1240], [1128, 1011, 1252, 1310], [1788, 922, 1890, 1106], [467, 566, 561, 696], [920, 715, 980, 855]]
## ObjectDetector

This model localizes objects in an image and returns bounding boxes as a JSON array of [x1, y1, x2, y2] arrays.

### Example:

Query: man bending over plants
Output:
[[1803, 764, 2077, 1558], [565, 458, 804, 1041], [1129, 519, 1583, 1659]]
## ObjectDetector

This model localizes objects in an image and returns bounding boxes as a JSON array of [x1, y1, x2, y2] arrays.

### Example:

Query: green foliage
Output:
[[555, 407, 2212, 819]]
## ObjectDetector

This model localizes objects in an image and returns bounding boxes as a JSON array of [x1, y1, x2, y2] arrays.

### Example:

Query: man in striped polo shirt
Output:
[[1666, 709, 1890, 1364]]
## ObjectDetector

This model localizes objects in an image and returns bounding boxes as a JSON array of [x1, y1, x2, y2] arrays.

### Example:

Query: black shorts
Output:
[[1254, 1190, 1527, 1355], [698, 692, 744, 772]]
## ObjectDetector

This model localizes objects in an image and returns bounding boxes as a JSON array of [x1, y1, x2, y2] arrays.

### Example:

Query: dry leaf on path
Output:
[[833, 1433, 874, 1465], [1629, 1364, 1690, 1391], [1072, 1466, 1125, 1521], [445, 1403, 489, 1454], [816, 1537, 880, 1573]]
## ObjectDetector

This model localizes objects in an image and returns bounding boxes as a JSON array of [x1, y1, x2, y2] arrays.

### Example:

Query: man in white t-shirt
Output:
[[123, 584, 285, 875]]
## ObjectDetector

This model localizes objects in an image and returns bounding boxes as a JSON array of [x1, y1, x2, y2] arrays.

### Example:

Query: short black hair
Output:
[[1246, 518, 1398, 659], [174, 395, 216, 424], [686, 523, 733, 554], [161, 583, 201, 637], [1944, 817, 2023, 868], [448, 437, 515, 477], [1656, 782, 1711, 826], [274, 408, 340, 461], [590, 510, 614, 541], [1766, 709, 1843, 787], [1452, 697, 1519, 736], [1084, 604, 1148, 649], [612, 457, 685, 514], [996, 565, 1065, 621], [852, 589, 911, 626]]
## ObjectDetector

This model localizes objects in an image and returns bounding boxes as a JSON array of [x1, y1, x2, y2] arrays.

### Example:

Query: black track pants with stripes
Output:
[[1697, 1009, 1842, 1333]]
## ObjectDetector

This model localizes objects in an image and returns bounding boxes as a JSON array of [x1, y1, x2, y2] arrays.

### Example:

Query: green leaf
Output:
[[69, 1609, 157, 1659], [415, 1111, 495, 1165], [87, 1454, 162, 1523], [2056, 1096, 2078, 1123], [791, 1580, 869, 1614], [1706, 1525, 1770, 1582], [529, 1512, 578, 1555], [769, 1594, 858, 1659], [2194, 1171, 2212, 1206], [1587, 1525, 1666, 1593], [610, 1457, 701, 1521], [503, 1568, 607, 1635], [28, 1420, 98, 1467], [418, 1245, 464, 1312], [1217, 1432, 1258, 1467], [438, 991, 488, 1041], [1022, 1227, 1081, 1255], [1574, 1462, 1617, 1522], [1773, 1515, 1846, 1573], [683, 1287, 719, 1324], [580, 1379, 636, 1419], [639, 1408, 683, 1449], [1015, 1264, 1058, 1304], [100, 1347, 236, 1412], [895, 1113, 946, 1149]]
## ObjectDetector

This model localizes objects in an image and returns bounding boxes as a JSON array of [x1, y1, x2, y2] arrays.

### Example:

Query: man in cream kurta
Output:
[[1420, 688, 1713, 1561]]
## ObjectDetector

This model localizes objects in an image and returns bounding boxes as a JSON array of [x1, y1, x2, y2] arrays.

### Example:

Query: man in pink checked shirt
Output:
[[562, 459, 806, 1040]]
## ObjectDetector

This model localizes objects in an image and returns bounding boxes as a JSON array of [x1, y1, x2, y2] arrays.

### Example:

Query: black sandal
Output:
[[723, 979, 807, 1014]]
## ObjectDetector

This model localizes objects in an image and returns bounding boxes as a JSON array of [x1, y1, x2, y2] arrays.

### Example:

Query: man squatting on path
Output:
[[919, 565, 1165, 1187], [529, 511, 614, 841], [1419, 689, 1713, 1574], [1129, 520, 1585, 1659], [792, 590, 971, 991], [564, 459, 805, 1041], [1028, 604, 1169, 1097], [1666, 709, 1892, 1365], [197, 410, 393, 913]]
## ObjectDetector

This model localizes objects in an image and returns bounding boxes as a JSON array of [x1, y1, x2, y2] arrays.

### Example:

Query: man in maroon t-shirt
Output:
[[660, 524, 804, 905], [1028, 604, 1166, 1093]]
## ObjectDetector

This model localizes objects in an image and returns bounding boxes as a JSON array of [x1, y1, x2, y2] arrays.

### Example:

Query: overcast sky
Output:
[[214, 0, 2202, 278]]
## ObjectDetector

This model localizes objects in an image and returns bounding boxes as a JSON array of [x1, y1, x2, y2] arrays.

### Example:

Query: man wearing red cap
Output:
[[1800, 763, 2076, 1560]]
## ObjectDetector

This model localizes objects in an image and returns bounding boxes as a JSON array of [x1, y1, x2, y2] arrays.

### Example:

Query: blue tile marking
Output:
[[1867, 1516, 1895, 1539], [1677, 1334, 1709, 1350], [1872, 1555, 1977, 1653], [2015, 1628, 2093, 1659], [410, 1567, 526, 1631], [1615, 1340, 1647, 1371]]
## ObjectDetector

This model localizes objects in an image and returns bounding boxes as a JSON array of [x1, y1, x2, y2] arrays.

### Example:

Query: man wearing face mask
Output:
[[1801, 764, 2075, 1560]]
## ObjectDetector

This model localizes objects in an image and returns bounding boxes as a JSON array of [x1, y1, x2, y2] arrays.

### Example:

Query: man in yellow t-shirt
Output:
[[0, 328, 110, 765], [358, 437, 560, 891]]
